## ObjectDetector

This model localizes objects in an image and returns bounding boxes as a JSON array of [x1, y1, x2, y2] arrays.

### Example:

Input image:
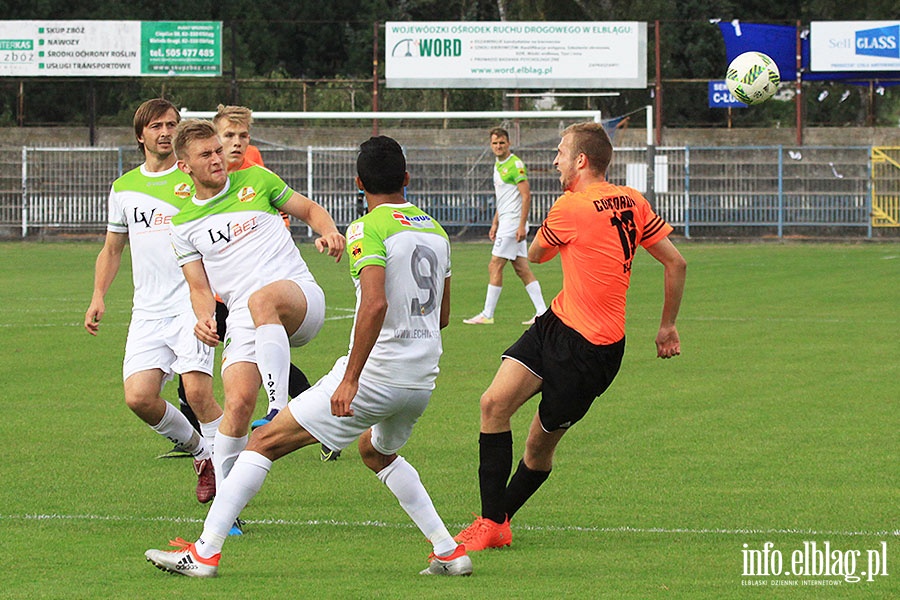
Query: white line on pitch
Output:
[[2, 513, 897, 538]]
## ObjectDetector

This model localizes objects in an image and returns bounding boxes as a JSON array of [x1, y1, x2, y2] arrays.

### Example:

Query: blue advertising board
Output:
[[708, 80, 746, 108]]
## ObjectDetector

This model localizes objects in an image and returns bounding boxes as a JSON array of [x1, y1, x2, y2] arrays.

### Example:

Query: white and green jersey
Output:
[[345, 202, 451, 390], [170, 165, 315, 311], [493, 152, 528, 234], [107, 163, 194, 319]]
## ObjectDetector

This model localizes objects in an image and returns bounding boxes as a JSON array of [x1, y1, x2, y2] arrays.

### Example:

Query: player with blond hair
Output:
[[162, 120, 343, 533], [209, 105, 334, 461], [146, 135, 471, 578], [456, 122, 686, 551]]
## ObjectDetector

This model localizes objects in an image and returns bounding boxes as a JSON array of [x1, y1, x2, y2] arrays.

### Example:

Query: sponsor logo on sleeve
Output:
[[238, 186, 257, 202], [174, 183, 192, 199], [347, 222, 365, 242]]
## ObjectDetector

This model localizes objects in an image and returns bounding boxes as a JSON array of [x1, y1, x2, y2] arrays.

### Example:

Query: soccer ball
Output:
[[725, 52, 780, 105]]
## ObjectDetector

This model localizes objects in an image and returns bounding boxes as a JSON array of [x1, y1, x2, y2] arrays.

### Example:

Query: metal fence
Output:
[[0, 144, 892, 239]]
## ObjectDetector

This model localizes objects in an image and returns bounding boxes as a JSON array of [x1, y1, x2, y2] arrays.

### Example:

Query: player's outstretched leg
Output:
[[361, 429, 471, 576], [145, 538, 219, 578], [420, 544, 473, 576], [289, 364, 339, 460], [146, 450, 273, 577]]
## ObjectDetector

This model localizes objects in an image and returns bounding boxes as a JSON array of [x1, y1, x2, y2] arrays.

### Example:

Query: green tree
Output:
[[0, 0, 897, 128]]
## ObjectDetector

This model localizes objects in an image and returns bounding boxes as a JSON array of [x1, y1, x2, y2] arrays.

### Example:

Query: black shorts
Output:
[[502, 309, 625, 431]]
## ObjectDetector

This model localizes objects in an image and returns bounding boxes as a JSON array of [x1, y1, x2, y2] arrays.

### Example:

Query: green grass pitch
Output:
[[0, 240, 897, 599]]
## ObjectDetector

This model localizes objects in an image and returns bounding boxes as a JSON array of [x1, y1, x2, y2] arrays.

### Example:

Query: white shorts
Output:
[[221, 278, 325, 373], [492, 227, 528, 261], [122, 312, 214, 382], [288, 356, 431, 454]]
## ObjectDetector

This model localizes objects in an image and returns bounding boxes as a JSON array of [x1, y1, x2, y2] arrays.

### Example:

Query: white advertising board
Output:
[[0, 20, 221, 76], [810, 21, 900, 72], [385, 21, 646, 88]]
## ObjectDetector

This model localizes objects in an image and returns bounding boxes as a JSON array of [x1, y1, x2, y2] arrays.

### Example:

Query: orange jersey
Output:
[[240, 145, 264, 169], [536, 181, 672, 345]]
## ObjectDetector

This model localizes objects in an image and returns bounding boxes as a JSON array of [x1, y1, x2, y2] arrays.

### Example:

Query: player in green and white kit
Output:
[[167, 120, 345, 502], [146, 136, 472, 578], [84, 99, 222, 504], [464, 127, 546, 326]]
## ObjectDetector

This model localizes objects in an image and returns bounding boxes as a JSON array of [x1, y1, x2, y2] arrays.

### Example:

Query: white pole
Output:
[[646, 105, 653, 146], [20, 147, 27, 238], [180, 109, 603, 122], [306, 146, 314, 238]]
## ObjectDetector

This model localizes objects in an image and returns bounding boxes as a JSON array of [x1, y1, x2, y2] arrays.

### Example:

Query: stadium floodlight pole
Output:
[[180, 109, 603, 123]]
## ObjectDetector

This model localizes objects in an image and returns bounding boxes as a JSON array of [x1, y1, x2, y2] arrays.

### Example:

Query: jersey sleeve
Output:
[[246, 166, 293, 209], [170, 225, 201, 266], [632, 189, 673, 248], [536, 193, 575, 248], [346, 219, 386, 278], [511, 157, 528, 184], [106, 185, 128, 233]]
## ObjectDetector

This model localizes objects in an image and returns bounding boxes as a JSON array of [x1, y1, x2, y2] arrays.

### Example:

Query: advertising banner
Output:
[[0, 20, 221, 76], [708, 81, 746, 108], [385, 21, 646, 88], [810, 21, 900, 72]]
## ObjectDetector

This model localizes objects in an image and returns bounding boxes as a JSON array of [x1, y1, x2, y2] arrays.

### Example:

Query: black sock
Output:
[[504, 459, 551, 521], [176, 375, 201, 433], [288, 363, 312, 397], [478, 431, 513, 524]]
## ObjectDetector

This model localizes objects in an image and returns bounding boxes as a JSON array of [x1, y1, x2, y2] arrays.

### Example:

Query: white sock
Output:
[[196, 450, 272, 559], [377, 456, 456, 556], [200, 415, 222, 454], [255, 324, 291, 413], [150, 402, 209, 460], [483, 285, 502, 319], [212, 430, 248, 489], [525, 280, 547, 315]]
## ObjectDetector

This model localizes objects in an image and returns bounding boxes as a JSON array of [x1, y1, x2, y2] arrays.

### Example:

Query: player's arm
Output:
[[279, 192, 346, 261], [644, 237, 687, 359], [528, 232, 559, 264], [489, 211, 499, 241], [181, 259, 219, 347], [439, 276, 451, 329], [330, 264, 387, 417], [84, 231, 127, 335], [516, 180, 531, 242]]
